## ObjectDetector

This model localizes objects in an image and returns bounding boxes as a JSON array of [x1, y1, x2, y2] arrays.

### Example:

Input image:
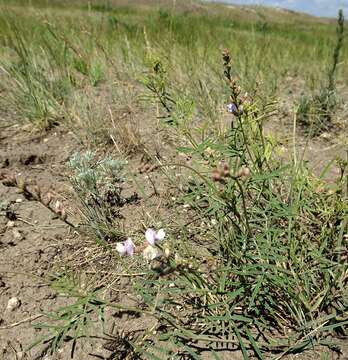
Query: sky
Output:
[[208, 0, 348, 17]]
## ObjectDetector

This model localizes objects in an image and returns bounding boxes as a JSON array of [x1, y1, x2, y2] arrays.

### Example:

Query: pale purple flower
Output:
[[227, 103, 237, 114], [116, 238, 135, 256], [145, 228, 166, 246]]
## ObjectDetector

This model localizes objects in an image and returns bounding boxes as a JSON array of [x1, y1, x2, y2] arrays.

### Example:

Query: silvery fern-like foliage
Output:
[[69, 151, 126, 197], [68, 151, 130, 242]]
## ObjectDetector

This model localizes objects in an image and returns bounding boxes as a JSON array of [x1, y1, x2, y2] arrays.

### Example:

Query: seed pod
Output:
[[219, 161, 230, 177], [212, 169, 222, 182], [236, 166, 251, 178]]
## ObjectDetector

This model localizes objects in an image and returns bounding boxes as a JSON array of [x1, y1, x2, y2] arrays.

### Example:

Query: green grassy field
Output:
[[0, 1, 347, 359], [1, 0, 347, 130]]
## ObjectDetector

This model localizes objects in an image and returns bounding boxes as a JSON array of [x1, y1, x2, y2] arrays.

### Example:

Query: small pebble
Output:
[[6, 297, 21, 311], [6, 221, 15, 228], [15, 198, 23, 203]]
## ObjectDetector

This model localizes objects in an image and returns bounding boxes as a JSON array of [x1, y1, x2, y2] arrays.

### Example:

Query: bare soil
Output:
[[0, 125, 114, 359]]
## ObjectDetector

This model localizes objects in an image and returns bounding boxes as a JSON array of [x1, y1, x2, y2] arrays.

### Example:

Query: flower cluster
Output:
[[116, 228, 166, 262], [223, 50, 251, 118]]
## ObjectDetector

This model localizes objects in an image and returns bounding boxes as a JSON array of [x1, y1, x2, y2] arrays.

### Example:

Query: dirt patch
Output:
[[0, 125, 105, 359]]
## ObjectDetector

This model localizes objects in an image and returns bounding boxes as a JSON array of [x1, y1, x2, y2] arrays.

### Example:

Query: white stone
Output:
[[6, 297, 20, 311]]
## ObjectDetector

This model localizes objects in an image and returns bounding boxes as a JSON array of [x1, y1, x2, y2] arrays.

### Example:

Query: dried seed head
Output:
[[222, 48, 230, 64]]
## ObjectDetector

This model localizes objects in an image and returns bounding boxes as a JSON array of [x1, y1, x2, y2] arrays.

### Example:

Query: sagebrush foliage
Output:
[[69, 151, 130, 242]]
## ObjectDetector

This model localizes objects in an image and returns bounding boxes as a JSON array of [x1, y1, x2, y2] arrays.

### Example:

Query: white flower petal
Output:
[[143, 245, 161, 262], [145, 228, 157, 246], [155, 229, 166, 241], [116, 242, 127, 256]]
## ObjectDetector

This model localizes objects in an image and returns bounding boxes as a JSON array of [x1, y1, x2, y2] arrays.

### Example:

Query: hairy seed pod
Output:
[[212, 169, 222, 182], [236, 166, 251, 178], [219, 161, 230, 177]]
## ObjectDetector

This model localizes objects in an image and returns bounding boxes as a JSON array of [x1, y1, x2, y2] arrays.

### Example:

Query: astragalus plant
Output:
[[135, 49, 348, 358]]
